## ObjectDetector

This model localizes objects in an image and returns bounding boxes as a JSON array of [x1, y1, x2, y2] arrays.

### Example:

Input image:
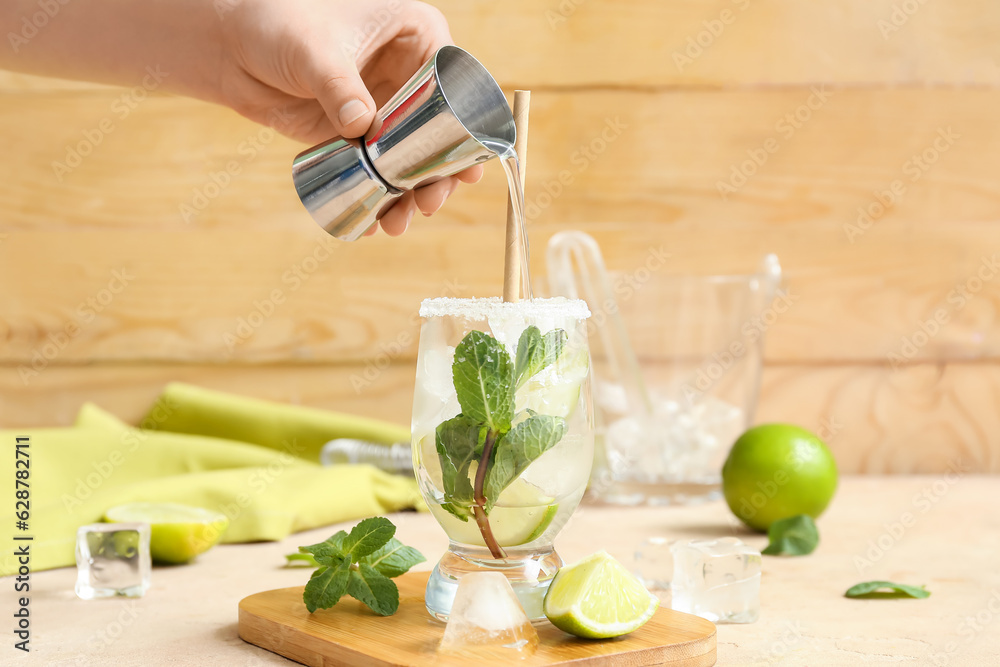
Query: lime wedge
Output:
[[544, 551, 659, 639], [104, 502, 229, 565]]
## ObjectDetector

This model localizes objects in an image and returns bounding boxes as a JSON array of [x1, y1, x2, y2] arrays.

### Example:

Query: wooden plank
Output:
[[2, 90, 999, 232], [2, 362, 997, 473], [432, 0, 1000, 87], [1, 224, 999, 363], [237, 573, 717, 666], [3, 0, 999, 91], [0, 71, 117, 93]]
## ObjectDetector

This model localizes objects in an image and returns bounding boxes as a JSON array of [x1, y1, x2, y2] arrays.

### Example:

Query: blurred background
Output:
[[1, 0, 998, 474]]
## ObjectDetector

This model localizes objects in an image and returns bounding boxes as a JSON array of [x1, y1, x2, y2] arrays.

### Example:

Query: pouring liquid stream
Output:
[[481, 138, 533, 301]]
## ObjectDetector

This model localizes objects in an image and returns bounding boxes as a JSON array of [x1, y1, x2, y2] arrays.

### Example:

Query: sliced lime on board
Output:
[[544, 551, 659, 639]]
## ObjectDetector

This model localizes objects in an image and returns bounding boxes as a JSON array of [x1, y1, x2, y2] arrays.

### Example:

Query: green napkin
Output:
[[1, 401, 420, 576], [141, 383, 410, 461]]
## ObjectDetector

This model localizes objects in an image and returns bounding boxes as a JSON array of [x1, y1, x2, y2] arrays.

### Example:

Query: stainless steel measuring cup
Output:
[[292, 45, 514, 241]]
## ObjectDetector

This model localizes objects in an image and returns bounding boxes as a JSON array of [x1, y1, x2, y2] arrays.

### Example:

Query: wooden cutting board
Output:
[[238, 571, 716, 666]]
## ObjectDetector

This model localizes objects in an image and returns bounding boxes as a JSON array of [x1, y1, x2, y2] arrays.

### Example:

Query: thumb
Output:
[[306, 51, 377, 139]]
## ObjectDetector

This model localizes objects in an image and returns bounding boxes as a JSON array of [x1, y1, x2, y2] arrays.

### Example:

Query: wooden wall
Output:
[[2, 0, 999, 473]]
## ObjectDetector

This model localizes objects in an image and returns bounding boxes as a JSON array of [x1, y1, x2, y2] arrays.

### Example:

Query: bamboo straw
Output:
[[502, 90, 530, 303]]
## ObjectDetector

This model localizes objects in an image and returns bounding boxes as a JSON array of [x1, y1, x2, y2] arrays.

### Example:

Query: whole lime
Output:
[[722, 424, 838, 532]]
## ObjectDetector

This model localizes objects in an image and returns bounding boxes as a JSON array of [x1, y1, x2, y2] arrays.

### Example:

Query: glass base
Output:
[[424, 544, 563, 622], [595, 480, 722, 506]]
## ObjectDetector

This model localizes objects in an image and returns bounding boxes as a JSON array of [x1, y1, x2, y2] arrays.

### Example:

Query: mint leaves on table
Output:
[[761, 514, 820, 556], [845, 581, 931, 599], [436, 326, 569, 559], [296, 517, 425, 615]]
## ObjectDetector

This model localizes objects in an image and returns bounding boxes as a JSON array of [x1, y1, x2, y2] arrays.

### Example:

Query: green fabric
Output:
[[141, 382, 411, 462], [1, 395, 420, 577]]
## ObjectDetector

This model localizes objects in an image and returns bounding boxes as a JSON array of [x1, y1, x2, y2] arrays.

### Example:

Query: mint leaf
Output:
[[303, 557, 351, 613], [361, 537, 426, 578], [435, 414, 485, 517], [762, 514, 819, 556], [845, 581, 930, 599], [346, 563, 400, 616], [483, 414, 567, 509], [342, 517, 395, 558], [452, 330, 514, 432], [514, 326, 567, 390], [299, 531, 348, 565], [298, 518, 425, 615], [284, 552, 319, 568]]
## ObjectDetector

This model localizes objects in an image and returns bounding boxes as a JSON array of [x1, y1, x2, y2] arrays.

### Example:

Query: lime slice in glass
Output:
[[429, 502, 559, 548], [544, 550, 659, 638], [521, 344, 590, 419], [104, 502, 229, 565]]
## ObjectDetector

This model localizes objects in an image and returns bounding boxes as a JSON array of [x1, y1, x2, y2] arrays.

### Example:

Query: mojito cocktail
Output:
[[412, 297, 593, 620]]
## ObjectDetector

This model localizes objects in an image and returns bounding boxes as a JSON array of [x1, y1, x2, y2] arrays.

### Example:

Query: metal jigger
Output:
[[292, 45, 515, 241]]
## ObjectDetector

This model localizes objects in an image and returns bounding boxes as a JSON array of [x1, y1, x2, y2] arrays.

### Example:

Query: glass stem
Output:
[[473, 430, 506, 559]]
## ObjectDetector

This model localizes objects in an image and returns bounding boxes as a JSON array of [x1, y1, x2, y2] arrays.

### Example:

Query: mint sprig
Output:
[[296, 517, 425, 615], [435, 325, 570, 558]]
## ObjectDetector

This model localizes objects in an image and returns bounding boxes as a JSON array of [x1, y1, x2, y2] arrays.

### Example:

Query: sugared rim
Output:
[[419, 296, 591, 320]]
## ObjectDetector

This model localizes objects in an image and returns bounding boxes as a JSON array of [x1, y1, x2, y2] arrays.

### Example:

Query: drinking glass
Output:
[[590, 264, 782, 505], [412, 297, 593, 621]]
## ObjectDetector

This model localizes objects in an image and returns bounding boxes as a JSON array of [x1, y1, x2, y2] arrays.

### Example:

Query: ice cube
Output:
[[633, 536, 674, 593], [670, 537, 760, 623], [603, 396, 746, 484], [412, 344, 460, 440], [439, 572, 539, 655], [75, 523, 151, 599]]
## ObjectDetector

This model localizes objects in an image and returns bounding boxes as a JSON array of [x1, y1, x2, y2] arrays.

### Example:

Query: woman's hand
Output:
[[217, 0, 484, 236]]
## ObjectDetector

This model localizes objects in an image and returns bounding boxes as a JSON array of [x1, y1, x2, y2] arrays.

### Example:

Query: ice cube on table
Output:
[[634, 536, 674, 593], [439, 572, 539, 654], [670, 537, 760, 624], [75, 523, 151, 600]]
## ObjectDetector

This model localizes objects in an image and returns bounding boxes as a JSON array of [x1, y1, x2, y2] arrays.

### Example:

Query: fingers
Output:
[[413, 179, 456, 216], [371, 175, 464, 237], [454, 164, 485, 184], [303, 51, 378, 139], [378, 192, 417, 237]]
